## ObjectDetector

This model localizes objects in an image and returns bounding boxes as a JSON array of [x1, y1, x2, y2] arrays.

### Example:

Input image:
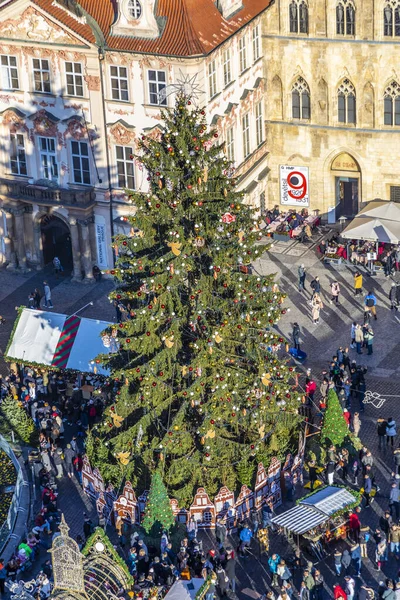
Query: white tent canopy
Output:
[[341, 216, 400, 243], [163, 579, 205, 600], [6, 309, 113, 374], [357, 200, 400, 221]]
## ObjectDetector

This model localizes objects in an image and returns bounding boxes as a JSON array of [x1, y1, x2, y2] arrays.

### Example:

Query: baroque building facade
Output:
[[263, 0, 400, 220], [0, 0, 270, 277]]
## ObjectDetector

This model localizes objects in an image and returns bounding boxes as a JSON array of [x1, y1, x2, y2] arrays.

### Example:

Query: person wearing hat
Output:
[[354, 272, 363, 296], [350, 543, 361, 577]]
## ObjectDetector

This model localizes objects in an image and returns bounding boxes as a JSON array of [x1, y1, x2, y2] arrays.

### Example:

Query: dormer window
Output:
[[127, 0, 142, 19]]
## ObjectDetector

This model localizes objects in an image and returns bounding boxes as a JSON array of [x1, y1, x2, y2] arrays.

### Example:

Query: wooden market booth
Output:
[[271, 486, 359, 561]]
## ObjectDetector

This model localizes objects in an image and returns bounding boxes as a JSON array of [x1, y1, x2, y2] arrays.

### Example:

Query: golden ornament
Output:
[[245, 314, 250, 323], [223, 188, 228, 197], [164, 335, 175, 348], [215, 333, 223, 344], [261, 373, 271, 386], [112, 413, 124, 428], [205, 429, 216, 439], [168, 241, 182, 256], [258, 424, 266, 439], [203, 165, 208, 182], [116, 451, 130, 465]]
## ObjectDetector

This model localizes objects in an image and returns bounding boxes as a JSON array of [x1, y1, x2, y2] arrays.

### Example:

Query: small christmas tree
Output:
[[321, 389, 349, 447], [142, 472, 175, 535], [0, 395, 36, 444]]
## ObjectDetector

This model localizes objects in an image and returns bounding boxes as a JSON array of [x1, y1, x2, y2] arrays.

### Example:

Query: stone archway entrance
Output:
[[40, 214, 73, 269], [331, 152, 361, 218]]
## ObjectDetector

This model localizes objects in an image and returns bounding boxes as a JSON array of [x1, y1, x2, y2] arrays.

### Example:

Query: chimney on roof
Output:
[[215, 0, 244, 19]]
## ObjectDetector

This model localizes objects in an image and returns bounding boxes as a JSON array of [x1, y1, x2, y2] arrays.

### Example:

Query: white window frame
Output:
[[65, 62, 84, 97], [110, 65, 129, 102], [226, 126, 235, 163], [39, 137, 58, 182], [115, 145, 135, 189], [1, 55, 19, 91], [242, 113, 251, 159], [32, 58, 51, 94], [71, 140, 91, 185], [148, 70, 167, 106], [10, 133, 27, 175], [127, 0, 142, 19], [239, 36, 247, 73], [223, 49, 232, 87], [253, 25, 261, 61], [208, 59, 217, 99], [255, 101, 263, 146]]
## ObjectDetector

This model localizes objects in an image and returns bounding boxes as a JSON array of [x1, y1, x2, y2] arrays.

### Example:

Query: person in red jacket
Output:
[[334, 584, 347, 600], [305, 378, 317, 402], [343, 408, 351, 426], [348, 506, 361, 543]]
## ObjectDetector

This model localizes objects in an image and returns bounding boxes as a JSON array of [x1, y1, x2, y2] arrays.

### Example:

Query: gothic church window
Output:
[[289, 1, 308, 34], [336, 0, 355, 35], [292, 77, 310, 119], [338, 79, 356, 124], [384, 81, 400, 125], [384, 0, 400, 37]]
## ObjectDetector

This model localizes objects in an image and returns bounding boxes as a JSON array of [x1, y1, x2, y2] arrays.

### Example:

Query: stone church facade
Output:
[[263, 0, 400, 220]]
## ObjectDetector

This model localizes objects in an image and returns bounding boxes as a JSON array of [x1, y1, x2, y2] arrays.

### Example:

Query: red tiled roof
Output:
[[105, 0, 273, 56], [2, 0, 272, 56]]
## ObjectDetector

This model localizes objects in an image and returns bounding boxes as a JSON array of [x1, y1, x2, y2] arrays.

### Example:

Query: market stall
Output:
[[163, 578, 207, 600], [271, 486, 359, 560], [341, 201, 400, 273], [5, 308, 113, 375]]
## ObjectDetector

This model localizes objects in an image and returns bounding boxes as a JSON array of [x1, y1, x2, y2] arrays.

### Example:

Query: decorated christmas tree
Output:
[[1, 395, 36, 444], [142, 471, 175, 535], [94, 95, 300, 504], [321, 389, 349, 447]]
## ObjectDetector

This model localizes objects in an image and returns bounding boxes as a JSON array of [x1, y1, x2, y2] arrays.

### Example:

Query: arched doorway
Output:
[[331, 152, 361, 218], [40, 215, 73, 269]]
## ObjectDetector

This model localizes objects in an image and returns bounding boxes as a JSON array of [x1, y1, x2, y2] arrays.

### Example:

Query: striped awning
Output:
[[271, 505, 327, 535], [271, 487, 356, 535]]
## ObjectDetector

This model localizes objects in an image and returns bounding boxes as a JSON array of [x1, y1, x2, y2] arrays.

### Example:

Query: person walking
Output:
[[377, 417, 388, 451], [350, 543, 362, 576], [390, 483, 400, 521], [363, 474, 372, 507], [326, 458, 335, 485], [350, 321, 357, 348], [52, 446, 64, 479], [330, 280, 341, 305], [387, 417, 397, 447], [359, 526, 370, 558], [334, 549, 342, 576], [43, 281, 53, 309], [354, 324, 363, 355], [268, 553, 280, 587], [364, 291, 377, 320], [53, 256, 63, 278], [292, 323, 301, 351], [63, 444, 75, 478], [34, 288, 42, 309], [384, 251, 394, 277], [394, 444, 400, 474], [311, 294, 323, 325], [341, 548, 351, 575], [225, 550, 236, 595], [310, 276, 321, 297], [365, 326, 374, 355], [353, 412, 361, 437], [354, 272, 363, 296], [389, 282, 399, 310], [344, 576, 355, 600], [298, 264, 306, 292]]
